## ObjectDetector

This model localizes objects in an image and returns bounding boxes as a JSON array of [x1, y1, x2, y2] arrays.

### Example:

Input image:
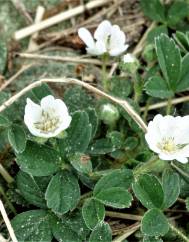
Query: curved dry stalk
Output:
[[0, 200, 18, 242], [0, 77, 147, 132], [0, 64, 34, 92]]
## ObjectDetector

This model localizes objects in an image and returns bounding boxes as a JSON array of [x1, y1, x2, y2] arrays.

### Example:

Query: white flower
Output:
[[78, 20, 128, 56], [145, 114, 189, 163], [24, 95, 71, 138], [123, 53, 135, 63]]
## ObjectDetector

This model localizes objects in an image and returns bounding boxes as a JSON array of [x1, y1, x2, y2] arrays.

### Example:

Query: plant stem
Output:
[[90, 169, 114, 178], [78, 191, 93, 206], [102, 54, 109, 91], [112, 222, 140, 242], [143, 98, 151, 122], [0, 164, 14, 184], [166, 97, 172, 114], [133, 73, 139, 103], [171, 161, 189, 183], [169, 223, 189, 242], [133, 156, 159, 177]]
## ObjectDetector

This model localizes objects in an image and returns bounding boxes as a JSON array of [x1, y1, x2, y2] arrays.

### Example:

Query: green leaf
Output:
[[64, 86, 94, 113], [174, 31, 189, 53], [94, 169, 133, 195], [155, 34, 181, 90], [16, 141, 59, 176], [53, 220, 81, 242], [58, 111, 92, 155], [86, 108, 98, 139], [147, 25, 168, 43], [125, 137, 138, 150], [0, 39, 7, 74], [185, 197, 189, 211], [94, 187, 132, 208], [132, 174, 164, 209], [82, 198, 105, 230], [110, 76, 132, 98], [45, 170, 80, 214], [17, 171, 47, 208], [143, 236, 163, 242], [30, 83, 53, 101], [52, 210, 89, 242], [88, 138, 115, 155], [89, 222, 112, 242], [107, 131, 124, 149], [145, 76, 173, 98], [167, 2, 189, 26], [68, 153, 92, 174], [64, 210, 89, 240], [176, 53, 189, 92], [162, 169, 180, 209], [0, 115, 11, 128], [140, 0, 165, 22], [12, 210, 53, 242], [8, 124, 26, 153], [141, 208, 169, 236]]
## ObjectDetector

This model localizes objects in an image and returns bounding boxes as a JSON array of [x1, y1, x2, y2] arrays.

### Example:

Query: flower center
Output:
[[34, 108, 60, 133], [157, 137, 178, 154]]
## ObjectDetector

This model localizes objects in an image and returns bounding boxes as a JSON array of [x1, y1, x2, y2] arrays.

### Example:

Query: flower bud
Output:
[[142, 44, 155, 63], [121, 53, 139, 73], [99, 103, 120, 125]]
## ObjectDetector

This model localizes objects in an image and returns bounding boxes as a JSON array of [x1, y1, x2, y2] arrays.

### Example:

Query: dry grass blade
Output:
[[17, 53, 104, 65], [0, 200, 18, 242], [112, 222, 140, 242], [14, 0, 112, 40]]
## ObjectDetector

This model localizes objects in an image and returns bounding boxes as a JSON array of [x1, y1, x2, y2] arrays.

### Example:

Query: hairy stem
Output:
[[102, 54, 109, 91], [169, 223, 189, 242], [133, 156, 159, 176], [166, 97, 172, 114]]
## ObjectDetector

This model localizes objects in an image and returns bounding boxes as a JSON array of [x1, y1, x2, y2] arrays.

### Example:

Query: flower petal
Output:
[[54, 99, 69, 116], [176, 156, 188, 164], [24, 98, 42, 127], [94, 20, 112, 41], [78, 28, 95, 49], [109, 45, 128, 56], [40, 95, 55, 109], [110, 25, 126, 45]]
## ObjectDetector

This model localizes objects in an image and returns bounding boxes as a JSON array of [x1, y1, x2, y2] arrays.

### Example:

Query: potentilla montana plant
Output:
[[24, 95, 71, 138], [2, 9, 189, 241], [145, 114, 189, 163]]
